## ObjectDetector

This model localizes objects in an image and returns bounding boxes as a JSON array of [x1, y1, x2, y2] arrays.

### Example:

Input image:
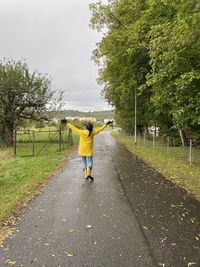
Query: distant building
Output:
[[66, 116, 97, 122], [148, 126, 159, 135], [65, 116, 78, 121], [78, 117, 97, 122]]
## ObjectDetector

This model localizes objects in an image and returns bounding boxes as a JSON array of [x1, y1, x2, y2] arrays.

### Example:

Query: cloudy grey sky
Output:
[[0, 0, 110, 111]]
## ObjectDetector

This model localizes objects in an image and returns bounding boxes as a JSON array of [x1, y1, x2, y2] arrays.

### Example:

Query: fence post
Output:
[[13, 129, 17, 157], [32, 131, 35, 156], [167, 136, 170, 154], [48, 127, 51, 139], [153, 132, 155, 149], [59, 127, 62, 151], [188, 139, 192, 164], [144, 132, 146, 145], [68, 129, 73, 146]]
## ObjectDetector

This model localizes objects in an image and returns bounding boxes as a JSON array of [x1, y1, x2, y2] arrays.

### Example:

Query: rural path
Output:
[[0, 132, 200, 267]]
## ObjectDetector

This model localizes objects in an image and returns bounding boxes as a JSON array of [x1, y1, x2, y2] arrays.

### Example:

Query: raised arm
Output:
[[66, 122, 82, 135], [93, 124, 107, 135], [93, 121, 113, 135]]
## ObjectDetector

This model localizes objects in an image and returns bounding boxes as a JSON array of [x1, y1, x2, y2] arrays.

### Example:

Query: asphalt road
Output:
[[0, 132, 199, 267]]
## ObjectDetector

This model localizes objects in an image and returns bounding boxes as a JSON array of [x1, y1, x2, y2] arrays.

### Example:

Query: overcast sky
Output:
[[0, 0, 111, 111]]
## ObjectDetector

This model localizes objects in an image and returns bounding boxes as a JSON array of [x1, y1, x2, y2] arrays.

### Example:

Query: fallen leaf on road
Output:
[[5, 259, 16, 265], [190, 218, 195, 223], [161, 237, 167, 243], [65, 251, 73, 257], [188, 263, 197, 266], [0, 227, 13, 248]]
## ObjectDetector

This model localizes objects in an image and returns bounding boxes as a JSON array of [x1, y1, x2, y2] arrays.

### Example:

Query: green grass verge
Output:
[[0, 133, 79, 226], [111, 131, 200, 200]]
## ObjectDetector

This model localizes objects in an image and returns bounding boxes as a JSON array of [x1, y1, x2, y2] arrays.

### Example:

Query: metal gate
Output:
[[13, 128, 73, 157]]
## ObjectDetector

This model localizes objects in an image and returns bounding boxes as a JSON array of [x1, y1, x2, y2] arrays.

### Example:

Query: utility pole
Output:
[[134, 87, 137, 145]]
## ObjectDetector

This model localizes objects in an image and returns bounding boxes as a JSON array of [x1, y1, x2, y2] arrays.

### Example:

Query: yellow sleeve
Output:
[[67, 122, 82, 135], [93, 124, 107, 135]]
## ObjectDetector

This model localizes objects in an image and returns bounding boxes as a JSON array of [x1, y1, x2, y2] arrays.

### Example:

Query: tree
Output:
[[90, 0, 200, 143], [147, 0, 200, 140], [90, 0, 153, 134], [0, 59, 54, 146]]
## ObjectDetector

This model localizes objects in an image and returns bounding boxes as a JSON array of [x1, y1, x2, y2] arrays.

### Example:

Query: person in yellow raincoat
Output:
[[61, 119, 112, 181]]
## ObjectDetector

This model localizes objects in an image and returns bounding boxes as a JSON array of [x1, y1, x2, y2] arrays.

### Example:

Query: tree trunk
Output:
[[5, 130, 14, 147], [179, 129, 187, 146], [2, 121, 14, 147]]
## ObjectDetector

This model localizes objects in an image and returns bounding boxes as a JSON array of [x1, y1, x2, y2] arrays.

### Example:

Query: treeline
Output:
[[90, 0, 200, 144]]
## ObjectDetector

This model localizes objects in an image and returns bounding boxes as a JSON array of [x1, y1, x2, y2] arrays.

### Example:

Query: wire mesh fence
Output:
[[118, 129, 200, 166], [14, 128, 73, 157]]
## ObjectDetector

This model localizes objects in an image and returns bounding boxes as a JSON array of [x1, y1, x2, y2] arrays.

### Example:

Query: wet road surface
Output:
[[0, 132, 200, 267]]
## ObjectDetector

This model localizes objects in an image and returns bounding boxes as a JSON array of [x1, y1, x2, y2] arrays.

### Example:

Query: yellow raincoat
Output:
[[66, 122, 107, 156]]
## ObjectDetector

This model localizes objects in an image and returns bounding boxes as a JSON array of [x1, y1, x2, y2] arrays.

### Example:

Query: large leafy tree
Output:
[[0, 59, 54, 146], [147, 0, 200, 133], [90, 0, 200, 143], [90, 0, 153, 134]]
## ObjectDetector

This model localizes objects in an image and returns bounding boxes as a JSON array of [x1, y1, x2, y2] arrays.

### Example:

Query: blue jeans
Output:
[[81, 156, 93, 170]]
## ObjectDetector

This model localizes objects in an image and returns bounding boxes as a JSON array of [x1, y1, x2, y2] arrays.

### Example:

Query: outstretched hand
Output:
[[61, 118, 68, 124], [106, 120, 113, 125]]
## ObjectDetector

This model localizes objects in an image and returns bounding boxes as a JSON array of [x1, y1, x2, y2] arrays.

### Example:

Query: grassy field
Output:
[[111, 131, 200, 200], [0, 132, 79, 228]]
